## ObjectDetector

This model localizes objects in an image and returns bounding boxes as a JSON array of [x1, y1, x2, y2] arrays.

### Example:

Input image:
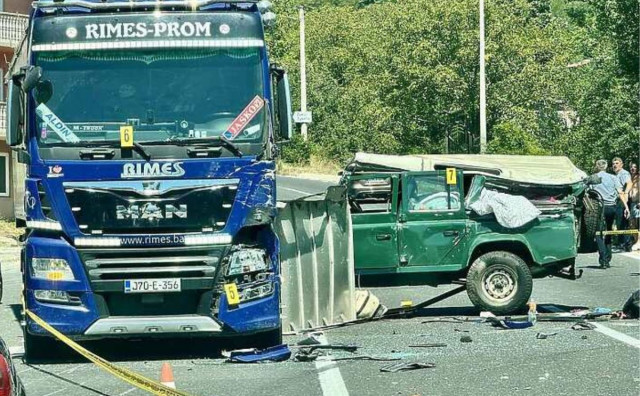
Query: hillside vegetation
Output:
[[268, 0, 639, 171]]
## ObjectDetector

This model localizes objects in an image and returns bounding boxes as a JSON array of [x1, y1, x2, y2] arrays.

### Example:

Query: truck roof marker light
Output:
[[184, 234, 232, 246], [75, 237, 121, 247], [26, 220, 63, 231], [32, 39, 265, 52]]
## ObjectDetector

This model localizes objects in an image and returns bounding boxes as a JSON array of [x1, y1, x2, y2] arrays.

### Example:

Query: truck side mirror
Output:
[[6, 79, 22, 147], [275, 71, 293, 141], [22, 66, 42, 92]]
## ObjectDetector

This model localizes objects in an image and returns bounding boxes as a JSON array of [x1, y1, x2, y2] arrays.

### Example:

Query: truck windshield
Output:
[[34, 48, 265, 146]]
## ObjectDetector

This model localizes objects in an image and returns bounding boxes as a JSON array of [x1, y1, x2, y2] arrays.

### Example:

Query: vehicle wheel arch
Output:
[[467, 238, 536, 270]]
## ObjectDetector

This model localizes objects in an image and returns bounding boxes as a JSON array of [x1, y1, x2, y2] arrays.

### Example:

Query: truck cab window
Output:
[[407, 174, 460, 212]]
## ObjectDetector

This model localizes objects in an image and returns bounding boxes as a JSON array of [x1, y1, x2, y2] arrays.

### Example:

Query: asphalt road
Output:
[[276, 175, 337, 201], [1, 177, 639, 396]]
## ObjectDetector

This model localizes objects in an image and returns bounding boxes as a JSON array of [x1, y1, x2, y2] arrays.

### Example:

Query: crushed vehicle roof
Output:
[[346, 152, 588, 185]]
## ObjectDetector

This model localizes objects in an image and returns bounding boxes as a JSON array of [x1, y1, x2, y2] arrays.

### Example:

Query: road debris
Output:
[[224, 344, 292, 363], [487, 317, 534, 329], [380, 362, 436, 373], [460, 336, 473, 343], [408, 343, 447, 348], [536, 332, 558, 339], [571, 322, 596, 331]]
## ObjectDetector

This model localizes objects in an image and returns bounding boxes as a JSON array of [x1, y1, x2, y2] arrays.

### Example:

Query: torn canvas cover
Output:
[[469, 188, 541, 228]]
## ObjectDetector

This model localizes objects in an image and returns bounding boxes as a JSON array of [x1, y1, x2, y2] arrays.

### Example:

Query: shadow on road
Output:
[[22, 336, 252, 365]]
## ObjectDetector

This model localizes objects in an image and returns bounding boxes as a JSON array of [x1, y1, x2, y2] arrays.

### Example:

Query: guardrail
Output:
[[0, 12, 28, 48]]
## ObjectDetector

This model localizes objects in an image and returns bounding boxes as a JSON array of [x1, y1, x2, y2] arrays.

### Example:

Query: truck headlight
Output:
[[226, 249, 269, 276], [31, 258, 75, 281], [240, 282, 274, 302]]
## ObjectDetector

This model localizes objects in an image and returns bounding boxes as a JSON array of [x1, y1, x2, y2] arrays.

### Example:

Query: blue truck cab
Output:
[[5, 0, 293, 360]]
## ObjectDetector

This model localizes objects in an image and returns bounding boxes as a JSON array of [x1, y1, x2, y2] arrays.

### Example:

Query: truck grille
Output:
[[64, 179, 238, 234], [78, 246, 228, 316]]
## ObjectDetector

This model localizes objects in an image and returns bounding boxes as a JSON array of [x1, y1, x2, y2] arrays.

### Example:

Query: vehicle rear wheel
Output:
[[466, 251, 533, 315]]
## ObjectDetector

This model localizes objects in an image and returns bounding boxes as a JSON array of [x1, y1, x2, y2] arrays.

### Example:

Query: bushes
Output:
[[269, 0, 638, 168]]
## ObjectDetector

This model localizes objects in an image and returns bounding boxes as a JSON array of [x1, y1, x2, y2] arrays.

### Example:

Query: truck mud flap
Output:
[[275, 186, 356, 333]]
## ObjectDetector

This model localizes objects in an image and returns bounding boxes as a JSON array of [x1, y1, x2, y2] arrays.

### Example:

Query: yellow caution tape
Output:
[[25, 309, 193, 396], [598, 229, 640, 236]]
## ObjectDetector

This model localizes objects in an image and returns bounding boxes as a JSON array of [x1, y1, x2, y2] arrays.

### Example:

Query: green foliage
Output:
[[280, 134, 311, 165], [268, 0, 639, 170]]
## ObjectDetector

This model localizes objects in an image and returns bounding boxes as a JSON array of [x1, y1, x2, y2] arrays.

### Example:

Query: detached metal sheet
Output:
[[276, 186, 356, 333]]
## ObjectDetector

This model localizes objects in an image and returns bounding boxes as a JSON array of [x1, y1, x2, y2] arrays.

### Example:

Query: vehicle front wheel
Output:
[[466, 251, 533, 315], [23, 329, 61, 363]]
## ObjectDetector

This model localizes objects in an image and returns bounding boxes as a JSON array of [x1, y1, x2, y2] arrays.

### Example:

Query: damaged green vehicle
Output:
[[342, 153, 600, 314]]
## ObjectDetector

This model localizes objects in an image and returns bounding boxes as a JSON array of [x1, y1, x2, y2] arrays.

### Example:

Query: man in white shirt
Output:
[[612, 157, 632, 251]]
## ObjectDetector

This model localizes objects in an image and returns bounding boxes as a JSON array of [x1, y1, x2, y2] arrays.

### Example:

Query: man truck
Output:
[[6, 0, 292, 360]]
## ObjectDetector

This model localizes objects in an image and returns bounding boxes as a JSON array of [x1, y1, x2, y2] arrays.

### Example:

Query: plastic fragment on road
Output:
[[355, 290, 387, 319], [486, 317, 534, 329], [571, 321, 596, 331], [380, 362, 436, 373], [225, 344, 291, 363], [459, 336, 473, 343], [536, 332, 557, 339], [297, 332, 323, 346]]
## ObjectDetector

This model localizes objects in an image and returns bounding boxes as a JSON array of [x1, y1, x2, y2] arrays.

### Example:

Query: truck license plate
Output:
[[124, 278, 181, 293]]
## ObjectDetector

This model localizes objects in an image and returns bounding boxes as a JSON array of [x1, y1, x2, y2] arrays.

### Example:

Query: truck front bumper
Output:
[[24, 236, 281, 338]]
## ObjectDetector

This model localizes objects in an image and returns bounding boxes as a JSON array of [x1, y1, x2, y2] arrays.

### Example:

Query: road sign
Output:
[[293, 111, 312, 124]]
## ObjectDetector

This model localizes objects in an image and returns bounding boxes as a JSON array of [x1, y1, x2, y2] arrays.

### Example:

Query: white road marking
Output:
[[620, 252, 640, 261], [118, 387, 138, 395], [280, 186, 312, 195], [591, 322, 640, 349], [315, 334, 349, 396]]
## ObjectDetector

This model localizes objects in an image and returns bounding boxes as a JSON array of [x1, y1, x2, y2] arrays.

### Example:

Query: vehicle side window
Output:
[[407, 174, 460, 212], [348, 177, 392, 213]]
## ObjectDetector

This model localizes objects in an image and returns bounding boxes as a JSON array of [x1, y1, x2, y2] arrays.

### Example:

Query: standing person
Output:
[[629, 163, 640, 250], [612, 157, 632, 251], [593, 160, 629, 268]]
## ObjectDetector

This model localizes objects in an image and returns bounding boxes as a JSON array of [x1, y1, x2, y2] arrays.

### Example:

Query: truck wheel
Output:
[[466, 251, 532, 315], [24, 330, 59, 362]]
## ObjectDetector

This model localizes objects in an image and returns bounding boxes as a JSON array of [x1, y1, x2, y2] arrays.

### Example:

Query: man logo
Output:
[[121, 162, 185, 178], [116, 203, 187, 220]]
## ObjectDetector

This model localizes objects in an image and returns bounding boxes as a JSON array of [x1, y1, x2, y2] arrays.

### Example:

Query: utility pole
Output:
[[479, 0, 487, 154], [299, 6, 308, 141]]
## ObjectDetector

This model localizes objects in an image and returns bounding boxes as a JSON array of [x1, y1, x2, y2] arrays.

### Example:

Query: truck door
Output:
[[399, 170, 468, 269], [348, 174, 399, 271]]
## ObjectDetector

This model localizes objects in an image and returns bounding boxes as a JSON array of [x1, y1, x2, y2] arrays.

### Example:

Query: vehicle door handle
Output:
[[443, 230, 459, 237], [376, 233, 392, 241]]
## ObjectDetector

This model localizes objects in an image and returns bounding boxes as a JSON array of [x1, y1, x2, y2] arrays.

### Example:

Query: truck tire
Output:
[[466, 251, 533, 315], [24, 330, 57, 362]]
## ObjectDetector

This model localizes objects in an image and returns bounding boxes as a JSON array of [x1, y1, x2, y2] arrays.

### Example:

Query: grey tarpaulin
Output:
[[469, 188, 541, 228], [275, 186, 356, 333]]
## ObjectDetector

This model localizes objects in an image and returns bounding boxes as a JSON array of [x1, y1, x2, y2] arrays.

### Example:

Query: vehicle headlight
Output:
[[226, 249, 269, 276], [31, 258, 74, 281], [240, 282, 274, 302]]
